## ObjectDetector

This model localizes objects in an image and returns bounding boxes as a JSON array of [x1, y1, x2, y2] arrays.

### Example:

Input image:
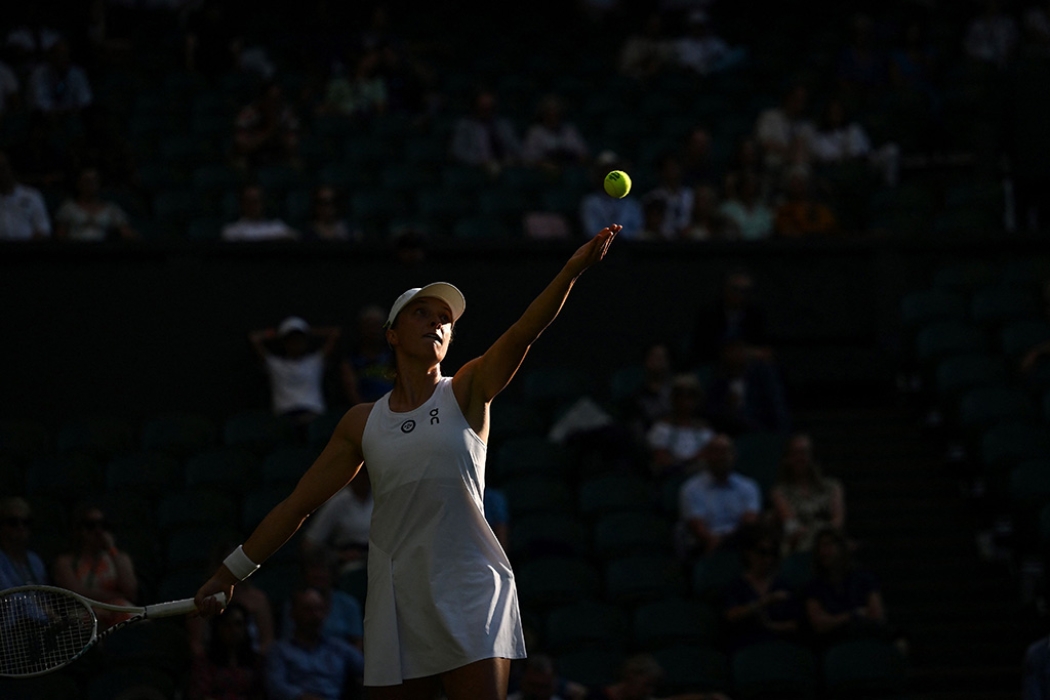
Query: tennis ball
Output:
[[604, 170, 631, 198]]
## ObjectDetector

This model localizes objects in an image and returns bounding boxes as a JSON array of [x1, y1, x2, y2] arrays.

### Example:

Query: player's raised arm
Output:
[[456, 224, 619, 405]]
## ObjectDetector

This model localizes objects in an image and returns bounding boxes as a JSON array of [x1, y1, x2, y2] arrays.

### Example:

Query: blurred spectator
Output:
[[0, 56, 19, 116], [773, 166, 839, 238], [683, 184, 739, 241], [1019, 279, 1050, 384], [676, 433, 761, 558], [679, 125, 720, 188], [1023, 632, 1050, 699], [7, 111, 67, 190], [754, 82, 816, 176], [585, 652, 729, 700], [510, 654, 563, 700], [724, 136, 772, 201], [302, 470, 373, 574], [222, 184, 299, 241], [27, 38, 92, 116], [52, 503, 137, 629], [485, 486, 511, 552], [619, 13, 674, 80], [280, 551, 363, 650], [645, 154, 694, 239], [303, 185, 357, 242], [688, 268, 771, 369], [717, 171, 774, 241], [54, 166, 137, 241], [835, 14, 890, 106], [580, 151, 644, 239], [264, 586, 364, 700], [639, 195, 667, 240], [4, 24, 62, 81], [0, 150, 51, 239], [0, 497, 48, 587], [705, 338, 790, 435], [249, 315, 340, 425], [622, 341, 676, 444], [67, 104, 137, 190], [673, 9, 742, 75], [188, 602, 266, 700], [189, 541, 275, 657], [965, 0, 1020, 68], [319, 49, 388, 120], [1023, 0, 1050, 54], [769, 434, 845, 556], [521, 93, 589, 172], [232, 81, 301, 170], [646, 372, 715, 478], [722, 523, 801, 652], [183, 0, 238, 76], [392, 227, 428, 265], [810, 97, 900, 187], [378, 44, 430, 116], [340, 304, 396, 405], [889, 19, 942, 106], [450, 88, 522, 175], [804, 527, 897, 650]]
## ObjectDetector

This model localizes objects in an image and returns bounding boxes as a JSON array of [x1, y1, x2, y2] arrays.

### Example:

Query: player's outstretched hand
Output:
[[194, 572, 234, 617], [566, 224, 620, 277]]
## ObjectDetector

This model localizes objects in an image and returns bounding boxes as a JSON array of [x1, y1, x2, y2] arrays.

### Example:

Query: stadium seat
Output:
[[403, 136, 446, 168], [488, 400, 547, 447], [734, 432, 789, 494], [184, 447, 258, 493], [592, 511, 673, 559], [492, 436, 568, 481], [306, 411, 344, 449], [57, 416, 134, 461], [317, 162, 375, 190], [106, 452, 181, 498], [516, 556, 601, 608], [350, 188, 404, 237], [651, 644, 731, 695], [980, 421, 1050, 474], [1001, 319, 1050, 359], [899, 289, 968, 329], [440, 163, 490, 192], [554, 648, 621, 687], [731, 640, 819, 700], [156, 489, 238, 533], [140, 412, 218, 459], [605, 554, 686, 605], [502, 475, 573, 518], [544, 599, 630, 654], [252, 560, 302, 609], [521, 367, 593, 411], [256, 163, 308, 196], [634, 597, 719, 650], [241, 486, 290, 531], [0, 420, 49, 465], [579, 473, 653, 519], [261, 446, 319, 487], [97, 620, 190, 677], [343, 136, 387, 168], [165, 524, 243, 571], [821, 638, 908, 700], [452, 215, 512, 239], [222, 410, 297, 455], [933, 352, 1004, 399], [380, 162, 438, 193], [692, 549, 743, 601], [190, 163, 244, 195], [778, 550, 814, 593], [970, 286, 1039, 326], [187, 216, 224, 241], [607, 364, 645, 405], [508, 512, 589, 561], [157, 567, 205, 602], [914, 320, 987, 365], [957, 384, 1034, 428], [24, 454, 101, 502], [0, 672, 82, 700], [931, 259, 995, 292]]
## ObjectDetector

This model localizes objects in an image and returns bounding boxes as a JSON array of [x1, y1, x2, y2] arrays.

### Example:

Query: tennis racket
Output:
[[0, 585, 225, 678]]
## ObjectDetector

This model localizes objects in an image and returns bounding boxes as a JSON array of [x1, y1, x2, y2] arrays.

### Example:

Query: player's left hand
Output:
[[567, 224, 619, 276]]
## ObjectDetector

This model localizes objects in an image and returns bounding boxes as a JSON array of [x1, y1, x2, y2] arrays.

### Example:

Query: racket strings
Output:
[[0, 590, 95, 676]]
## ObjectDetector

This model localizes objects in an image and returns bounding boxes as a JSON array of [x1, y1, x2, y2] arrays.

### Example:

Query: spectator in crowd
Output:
[[639, 195, 668, 241], [688, 268, 772, 369], [232, 81, 301, 170], [717, 171, 774, 241], [677, 433, 762, 558], [302, 468, 373, 574], [683, 184, 738, 241], [0, 497, 48, 588], [52, 503, 137, 629], [811, 96, 900, 187], [1023, 0, 1050, 54], [188, 602, 266, 700], [189, 540, 275, 658], [27, 38, 92, 117], [705, 338, 790, 435], [754, 82, 816, 177], [889, 19, 942, 110], [619, 13, 674, 81], [835, 13, 890, 107], [222, 184, 299, 241], [319, 49, 388, 120], [68, 104, 138, 190], [622, 341, 676, 445], [965, 0, 1020, 68], [183, 0, 239, 77], [485, 486, 511, 552], [804, 527, 894, 650], [280, 551, 364, 650], [672, 9, 740, 76], [722, 523, 801, 652], [8, 111, 67, 191], [303, 185, 357, 242], [250, 315, 341, 426], [509, 654, 563, 700], [769, 433, 846, 556], [645, 154, 694, 239], [773, 166, 839, 238], [521, 93, 589, 173], [264, 586, 364, 700], [4, 24, 62, 82], [585, 652, 729, 700], [679, 125, 720, 188], [0, 56, 19, 116], [1023, 631, 1050, 700], [0, 150, 51, 240], [54, 166, 137, 241], [450, 88, 522, 175], [340, 304, 396, 406], [646, 372, 715, 478], [378, 44, 431, 116], [580, 151, 644, 240]]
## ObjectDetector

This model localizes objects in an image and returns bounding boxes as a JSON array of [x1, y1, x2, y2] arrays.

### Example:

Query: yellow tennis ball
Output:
[[604, 170, 632, 198]]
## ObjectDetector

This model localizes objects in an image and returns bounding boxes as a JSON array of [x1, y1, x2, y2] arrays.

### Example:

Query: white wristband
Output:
[[223, 545, 260, 581]]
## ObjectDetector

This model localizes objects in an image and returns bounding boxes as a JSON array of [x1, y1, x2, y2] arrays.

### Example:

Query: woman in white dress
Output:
[[195, 225, 621, 699]]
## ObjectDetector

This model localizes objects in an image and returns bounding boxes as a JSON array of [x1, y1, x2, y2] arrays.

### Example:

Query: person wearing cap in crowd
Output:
[[248, 316, 341, 426], [581, 151, 644, 240], [196, 224, 622, 700]]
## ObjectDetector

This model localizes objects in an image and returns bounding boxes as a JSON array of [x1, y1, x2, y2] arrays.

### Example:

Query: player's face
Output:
[[391, 297, 453, 360]]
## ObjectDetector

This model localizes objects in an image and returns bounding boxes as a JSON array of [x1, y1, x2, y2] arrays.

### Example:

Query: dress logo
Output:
[[430, 408, 440, 425], [400, 420, 416, 433]]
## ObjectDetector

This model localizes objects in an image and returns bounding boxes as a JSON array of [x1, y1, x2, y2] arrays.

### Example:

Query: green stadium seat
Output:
[[105, 452, 182, 498], [165, 524, 243, 571], [502, 475, 573, 518], [158, 134, 216, 167], [96, 490, 156, 535], [932, 260, 995, 292], [1001, 319, 1050, 358], [692, 549, 742, 601], [24, 454, 102, 502], [734, 432, 789, 494], [508, 512, 589, 561], [554, 648, 621, 687], [981, 421, 1050, 474], [0, 420, 50, 465], [731, 640, 819, 700], [156, 489, 238, 533], [516, 556, 601, 608], [544, 600, 630, 654], [317, 162, 376, 190], [604, 554, 686, 605], [136, 162, 183, 191], [185, 447, 258, 492], [899, 289, 968, 329], [252, 560, 301, 609], [403, 136, 447, 168], [306, 411, 344, 449], [821, 638, 908, 700], [284, 188, 313, 225], [633, 597, 719, 650], [380, 162, 438, 193], [452, 215, 512, 239], [350, 188, 405, 236], [778, 550, 814, 593], [492, 436, 568, 481], [342, 136, 387, 167], [914, 320, 987, 365], [222, 410, 297, 455], [440, 163, 490, 192], [651, 644, 731, 695], [153, 189, 210, 225], [521, 367, 593, 410], [933, 352, 1004, 399], [157, 567, 204, 602], [0, 672, 82, 700], [262, 446, 319, 487], [607, 364, 645, 405], [190, 163, 244, 194], [958, 384, 1034, 428], [970, 286, 1039, 326], [140, 412, 217, 459], [256, 163, 309, 196], [96, 621, 190, 677], [593, 511, 673, 559], [57, 416, 134, 461], [241, 485, 289, 531], [187, 216, 224, 240], [579, 474, 654, 519]]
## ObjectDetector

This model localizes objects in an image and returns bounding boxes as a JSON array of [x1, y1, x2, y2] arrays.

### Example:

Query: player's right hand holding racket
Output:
[[194, 567, 236, 618]]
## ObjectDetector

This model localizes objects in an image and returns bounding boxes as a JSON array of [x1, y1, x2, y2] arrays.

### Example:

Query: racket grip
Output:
[[144, 592, 227, 618]]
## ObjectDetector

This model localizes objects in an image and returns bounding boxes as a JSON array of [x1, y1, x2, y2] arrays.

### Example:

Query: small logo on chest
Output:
[[400, 420, 416, 433]]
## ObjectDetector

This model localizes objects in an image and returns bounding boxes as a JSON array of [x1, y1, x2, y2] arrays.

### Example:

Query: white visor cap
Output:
[[385, 282, 466, 328]]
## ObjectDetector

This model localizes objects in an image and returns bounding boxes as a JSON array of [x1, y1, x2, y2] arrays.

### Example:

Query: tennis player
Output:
[[196, 224, 621, 700]]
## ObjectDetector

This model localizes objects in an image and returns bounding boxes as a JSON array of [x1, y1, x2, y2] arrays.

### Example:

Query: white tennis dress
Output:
[[360, 377, 526, 686]]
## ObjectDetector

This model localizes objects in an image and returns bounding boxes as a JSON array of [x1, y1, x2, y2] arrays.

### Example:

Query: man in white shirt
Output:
[[249, 316, 340, 425], [28, 38, 92, 115], [222, 184, 298, 241], [0, 151, 50, 240]]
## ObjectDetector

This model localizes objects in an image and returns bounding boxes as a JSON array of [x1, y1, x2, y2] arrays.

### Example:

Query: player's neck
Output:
[[389, 367, 441, 412]]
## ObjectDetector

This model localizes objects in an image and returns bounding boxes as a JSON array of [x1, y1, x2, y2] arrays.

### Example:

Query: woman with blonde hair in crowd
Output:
[[769, 433, 845, 555]]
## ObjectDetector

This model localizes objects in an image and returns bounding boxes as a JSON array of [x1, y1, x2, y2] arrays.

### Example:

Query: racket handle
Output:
[[144, 592, 227, 618]]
